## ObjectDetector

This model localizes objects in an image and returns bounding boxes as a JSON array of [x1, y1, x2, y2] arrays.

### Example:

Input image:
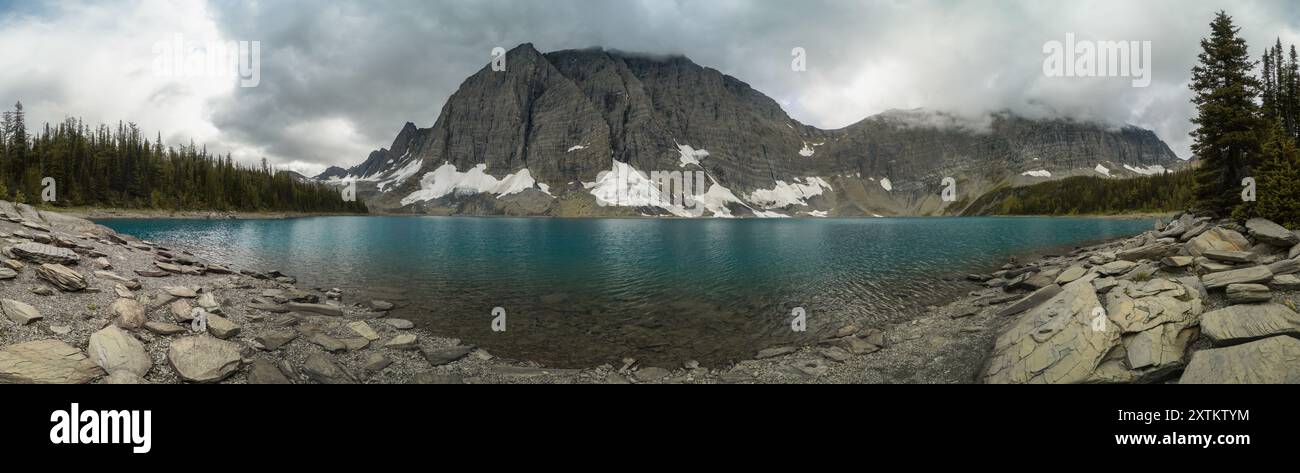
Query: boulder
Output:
[[383, 318, 414, 330], [1245, 218, 1300, 247], [1200, 303, 1300, 344], [1270, 274, 1300, 290], [1180, 336, 1300, 383], [370, 300, 395, 311], [10, 242, 79, 265], [1202, 250, 1255, 263], [1097, 260, 1138, 276], [1, 299, 43, 325], [111, 298, 147, 329], [0, 339, 104, 384], [205, 314, 240, 339], [1202, 266, 1274, 290], [168, 299, 195, 322], [1118, 242, 1179, 261], [1160, 256, 1194, 269], [996, 284, 1064, 317], [421, 345, 474, 366], [164, 286, 197, 298], [384, 334, 419, 350], [246, 359, 293, 384], [364, 353, 393, 372], [1225, 284, 1271, 304], [1055, 265, 1087, 285], [167, 336, 243, 383], [307, 333, 347, 352], [984, 276, 1202, 384], [144, 321, 187, 336], [347, 321, 380, 341], [88, 325, 151, 377], [35, 263, 87, 292], [255, 330, 298, 351], [1184, 227, 1250, 256], [1267, 258, 1300, 276], [302, 354, 354, 384]]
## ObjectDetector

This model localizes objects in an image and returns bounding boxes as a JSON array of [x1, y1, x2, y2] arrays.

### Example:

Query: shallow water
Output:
[[98, 216, 1152, 367]]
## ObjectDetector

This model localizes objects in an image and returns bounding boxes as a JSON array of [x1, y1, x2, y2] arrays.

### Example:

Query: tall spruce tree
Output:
[[1288, 45, 1300, 140], [1189, 11, 1265, 216]]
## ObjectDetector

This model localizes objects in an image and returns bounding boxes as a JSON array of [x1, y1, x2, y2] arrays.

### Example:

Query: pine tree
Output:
[[1263, 46, 1276, 120], [1288, 45, 1300, 140], [1189, 11, 1266, 216], [1236, 122, 1300, 227]]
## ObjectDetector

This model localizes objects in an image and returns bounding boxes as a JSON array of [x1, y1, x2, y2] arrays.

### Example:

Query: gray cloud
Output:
[[6, 0, 1300, 175]]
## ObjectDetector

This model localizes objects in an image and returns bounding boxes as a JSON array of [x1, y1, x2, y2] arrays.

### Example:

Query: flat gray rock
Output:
[[0, 339, 104, 384], [1, 298, 43, 325], [1201, 303, 1300, 344], [421, 345, 474, 366], [88, 325, 151, 377], [167, 336, 243, 383], [1203, 266, 1273, 290], [1246, 218, 1300, 247], [1181, 336, 1300, 384]]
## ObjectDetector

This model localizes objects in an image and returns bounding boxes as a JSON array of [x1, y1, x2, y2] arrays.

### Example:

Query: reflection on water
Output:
[[99, 216, 1152, 367]]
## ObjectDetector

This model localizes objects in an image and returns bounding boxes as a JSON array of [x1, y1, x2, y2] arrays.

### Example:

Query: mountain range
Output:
[[315, 43, 1182, 217]]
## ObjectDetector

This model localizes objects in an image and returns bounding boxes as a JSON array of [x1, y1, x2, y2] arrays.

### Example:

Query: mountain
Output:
[[319, 43, 1182, 217]]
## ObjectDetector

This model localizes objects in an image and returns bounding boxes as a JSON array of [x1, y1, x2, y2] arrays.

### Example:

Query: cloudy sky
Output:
[[2, 0, 1299, 176]]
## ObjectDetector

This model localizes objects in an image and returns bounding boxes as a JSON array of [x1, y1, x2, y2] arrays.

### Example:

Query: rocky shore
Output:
[[1, 201, 1296, 384]]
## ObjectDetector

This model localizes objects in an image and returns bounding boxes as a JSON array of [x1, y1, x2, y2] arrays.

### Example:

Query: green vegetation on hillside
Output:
[[962, 170, 1195, 216], [1191, 11, 1300, 228], [0, 102, 366, 213]]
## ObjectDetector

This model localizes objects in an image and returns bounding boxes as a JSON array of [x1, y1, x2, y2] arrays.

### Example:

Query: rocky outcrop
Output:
[[1180, 336, 1300, 383]]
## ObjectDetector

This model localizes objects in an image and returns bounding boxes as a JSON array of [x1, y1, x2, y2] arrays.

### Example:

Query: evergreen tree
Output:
[[1263, 46, 1276, 121], [0, 102, 367, 214], [1189, 11, 1265, 216], [1288, 45, 1300, 140], [1235, 122, 1300, 228]]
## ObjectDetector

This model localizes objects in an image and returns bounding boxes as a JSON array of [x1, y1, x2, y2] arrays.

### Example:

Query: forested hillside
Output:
[[0, 102, 366, 213], [961, 169, 1195, 216]]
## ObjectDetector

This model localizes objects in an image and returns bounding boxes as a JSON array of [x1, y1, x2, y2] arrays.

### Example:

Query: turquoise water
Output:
[[97, 216, 1152, 367]]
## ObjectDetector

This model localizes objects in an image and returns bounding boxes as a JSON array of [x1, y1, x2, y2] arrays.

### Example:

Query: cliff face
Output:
[[319, 44, 1182, 217]]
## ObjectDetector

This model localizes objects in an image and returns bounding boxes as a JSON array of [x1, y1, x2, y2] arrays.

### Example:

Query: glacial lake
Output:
[[97, 216, 1153, 367]]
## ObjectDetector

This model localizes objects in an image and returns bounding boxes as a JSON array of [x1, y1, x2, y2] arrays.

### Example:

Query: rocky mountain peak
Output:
[[326, 44, 1184, 218]]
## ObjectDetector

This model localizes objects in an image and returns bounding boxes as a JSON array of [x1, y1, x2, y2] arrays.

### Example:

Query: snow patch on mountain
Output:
[[1124, 164, 1167, 175], [1095, 164, 1111, 177], [1021, 170, 1052, 178], [746, 178, 833, 209], [400, 163, 544, 205], [676, 143, 710, 168], [880, 178, 893, 191]]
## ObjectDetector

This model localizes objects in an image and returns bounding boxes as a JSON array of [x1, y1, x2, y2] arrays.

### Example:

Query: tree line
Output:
[[961, 169, 1196, 216], [0, 102, 366, 213]]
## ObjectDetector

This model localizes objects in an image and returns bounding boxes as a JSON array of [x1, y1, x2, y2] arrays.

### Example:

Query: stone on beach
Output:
[[0, 339, 104, 384], [11, 242, 80, 265], [286, 302, 344, 317], [1, 298, 43, 325], [1202, 266, 1274, 290], [88, 325, 151, 377], [35, 263, 87, 292], [167, 336, 243, 383]]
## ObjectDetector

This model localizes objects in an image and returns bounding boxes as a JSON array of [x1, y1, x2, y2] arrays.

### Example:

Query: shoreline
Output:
[[6, 201, 1289, 383]]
